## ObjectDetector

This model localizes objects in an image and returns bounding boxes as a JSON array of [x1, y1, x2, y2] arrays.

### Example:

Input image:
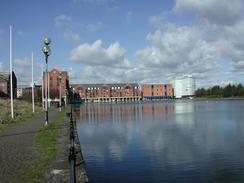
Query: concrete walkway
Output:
[[0, 110, 59, 183]]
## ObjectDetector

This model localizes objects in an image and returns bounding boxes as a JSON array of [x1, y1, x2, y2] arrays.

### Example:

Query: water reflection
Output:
[[76, 100, 244, 183], [75, 102, 175, 122]]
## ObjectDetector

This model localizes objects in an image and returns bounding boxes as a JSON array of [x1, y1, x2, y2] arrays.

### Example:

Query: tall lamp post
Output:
[[57, 74, 62, 112], [42, 37, 51, 126]]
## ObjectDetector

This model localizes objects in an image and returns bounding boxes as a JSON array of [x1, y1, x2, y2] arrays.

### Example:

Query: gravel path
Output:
[[0, 110, 59, 183]]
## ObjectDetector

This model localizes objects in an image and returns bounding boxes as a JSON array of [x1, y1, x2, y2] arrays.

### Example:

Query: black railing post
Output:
[[69, 105, 76, 183]]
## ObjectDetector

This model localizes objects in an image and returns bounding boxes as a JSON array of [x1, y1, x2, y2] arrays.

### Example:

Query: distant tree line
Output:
[[195, 84, 244, 98]]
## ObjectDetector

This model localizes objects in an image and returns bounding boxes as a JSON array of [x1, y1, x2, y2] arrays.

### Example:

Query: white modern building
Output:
[[173, 75, 196, 99]]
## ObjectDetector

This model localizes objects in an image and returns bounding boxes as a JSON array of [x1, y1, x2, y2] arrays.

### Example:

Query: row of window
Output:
[[87, 86, 138, 91]]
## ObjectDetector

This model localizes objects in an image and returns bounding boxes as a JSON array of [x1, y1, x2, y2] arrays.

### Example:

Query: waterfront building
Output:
[[142, 84, 174, 100], [0, 71, 17, 98], [72, 83, 141, 102], [173, 75, 196, 98], [43, 68, 69, 103]]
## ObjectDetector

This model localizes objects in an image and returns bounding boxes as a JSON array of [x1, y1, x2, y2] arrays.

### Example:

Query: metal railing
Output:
[[68, 106, 76, 183]]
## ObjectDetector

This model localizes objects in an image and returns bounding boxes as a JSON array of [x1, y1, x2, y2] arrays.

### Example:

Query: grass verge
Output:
[[0, 99, 43, 131], [24, 109, 67, 183]]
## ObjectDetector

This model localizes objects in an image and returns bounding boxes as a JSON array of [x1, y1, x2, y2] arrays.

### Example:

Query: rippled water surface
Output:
[[75, 100, 244, 183]]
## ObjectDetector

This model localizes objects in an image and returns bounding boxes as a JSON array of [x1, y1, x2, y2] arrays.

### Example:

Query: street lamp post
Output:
[[42, 37, 51, 126], [57, 74, 62, 112]]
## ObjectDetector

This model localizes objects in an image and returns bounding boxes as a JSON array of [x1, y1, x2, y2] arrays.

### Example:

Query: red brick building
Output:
[[142, 84, 174, 100], [72, 83, 141, 102], [43, 68, 69, 101], [0, 72, 17, 98]]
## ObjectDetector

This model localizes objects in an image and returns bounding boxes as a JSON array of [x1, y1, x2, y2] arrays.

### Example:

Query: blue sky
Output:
[[0, 0, 244, 87]]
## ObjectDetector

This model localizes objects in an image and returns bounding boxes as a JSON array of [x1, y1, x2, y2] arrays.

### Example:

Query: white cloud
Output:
[[67, 0, 244, 86], [13, 58, 31, 68], [86, 22, 104, 32], [70, 40, 129, 67], [149, 12, 166, 28], [136, 26, 219, 77], [54, 14, 80, 41], [54, 14, 73, 28], [63, 32, 80, 41], [12, 57, 41, 85], [232, 61, 244, 73], [175, 0, 243, 25]]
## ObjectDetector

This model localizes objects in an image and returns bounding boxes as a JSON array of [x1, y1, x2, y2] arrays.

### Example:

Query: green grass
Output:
[[23, 109, 67, 183], [0, 99, 43, 131]]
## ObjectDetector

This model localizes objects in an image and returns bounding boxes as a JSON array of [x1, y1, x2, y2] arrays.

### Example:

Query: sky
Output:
[[0, 0, 244, 88]]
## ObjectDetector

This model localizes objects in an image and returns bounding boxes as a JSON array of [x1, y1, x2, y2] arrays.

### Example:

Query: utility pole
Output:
[[32, 52, 35, 113], [9, 25, 14, 119], [42, 37, 51, 126], [42, 64, 44, 110]]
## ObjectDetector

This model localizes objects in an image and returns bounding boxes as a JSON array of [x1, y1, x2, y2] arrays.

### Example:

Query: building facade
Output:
[[72, 83, 141, 102], [173, 75, 195, 98], [142, 84, 174, 100], [43, 68, 69, 102], [0, 72, 17, 98]]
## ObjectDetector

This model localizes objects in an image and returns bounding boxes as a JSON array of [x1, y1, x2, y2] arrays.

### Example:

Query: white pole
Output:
[[59, 76, 62, 111], [45, 62, 48, 126], [41, 64, 44, 110], [10, 26, 14, 119], [32, 52, 35, 113], [48, 72, 50, 107]]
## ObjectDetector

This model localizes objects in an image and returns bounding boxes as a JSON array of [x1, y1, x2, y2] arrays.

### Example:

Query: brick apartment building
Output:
[[142, 84, 174, 100], [43, 68, 69, 101], [0, 71, 17, 98], [72, 83, 141, 101]]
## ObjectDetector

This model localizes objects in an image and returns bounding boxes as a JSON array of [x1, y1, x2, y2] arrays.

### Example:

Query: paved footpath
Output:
[[0, 110, 59, 183]]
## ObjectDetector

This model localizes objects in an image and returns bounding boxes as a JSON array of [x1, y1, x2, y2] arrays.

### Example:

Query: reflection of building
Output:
[[43, 68, 69, 102], [142, 84, 174, 100], [174, 75, 195, 99], [0, 71, 17, 98], [76, 102, 175, 123], [72, 83, 141, 102]]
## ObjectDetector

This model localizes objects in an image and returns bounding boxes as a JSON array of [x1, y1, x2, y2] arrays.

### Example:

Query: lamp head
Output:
[[43, 37, 51, 45], [42, 45, 51, 56]]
